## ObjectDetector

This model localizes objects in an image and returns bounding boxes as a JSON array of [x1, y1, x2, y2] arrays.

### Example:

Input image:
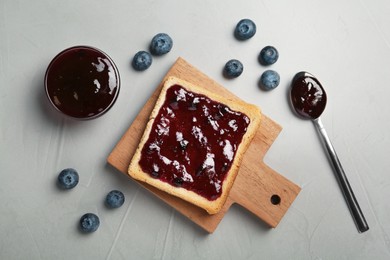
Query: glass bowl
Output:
[[45, 46, 120, 120]]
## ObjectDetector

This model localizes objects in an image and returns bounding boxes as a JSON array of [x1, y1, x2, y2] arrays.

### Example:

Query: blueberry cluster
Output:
[[56, 168, 125, 234], [223, 19, 281, 91], [258, 46, 280, 91], [132, 33, 173, 71]]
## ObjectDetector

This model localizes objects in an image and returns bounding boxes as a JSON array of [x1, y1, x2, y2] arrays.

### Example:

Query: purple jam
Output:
[[45, 46, 120, 119], [139, 85, 250, 200], [290, 73, 327, 119]]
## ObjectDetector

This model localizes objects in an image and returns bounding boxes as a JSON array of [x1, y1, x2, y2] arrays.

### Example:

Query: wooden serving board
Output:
[[107, 57, 300, 233]]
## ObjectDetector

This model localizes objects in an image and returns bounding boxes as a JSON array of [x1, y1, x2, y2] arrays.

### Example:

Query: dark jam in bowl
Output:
[[290, 74, 327, 119], [139, 85, 250, 201], [45, 46, 120, 119]]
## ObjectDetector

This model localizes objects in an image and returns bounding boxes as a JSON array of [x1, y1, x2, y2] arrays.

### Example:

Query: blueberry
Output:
[[259, 70, 280, 90], [234, 19, 256, 40], [132, 51, 152, 71], [259, 46, 279, 65], [105, 190, 125, 209], [150, 33, 173, 56], [79, 213, 100, 233], [57, 168, 79, 189], [223, 59, 243, 78]]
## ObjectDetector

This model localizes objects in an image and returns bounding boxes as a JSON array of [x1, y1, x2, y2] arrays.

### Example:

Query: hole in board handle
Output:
[[270, 194, 281, 205]]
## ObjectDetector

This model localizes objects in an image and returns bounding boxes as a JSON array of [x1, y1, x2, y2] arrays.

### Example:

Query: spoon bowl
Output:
[[290, 71, 327, 119], [290, 71, 369, 233]]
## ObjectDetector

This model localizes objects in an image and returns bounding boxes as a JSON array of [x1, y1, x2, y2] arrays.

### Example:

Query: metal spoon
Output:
[[290, 71, 369, 233]]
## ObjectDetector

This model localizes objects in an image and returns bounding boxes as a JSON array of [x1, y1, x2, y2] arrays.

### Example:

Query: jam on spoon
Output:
[[45, 46, 120, 120], [290, 71, 369, 233], [290, 73, 326, 119]]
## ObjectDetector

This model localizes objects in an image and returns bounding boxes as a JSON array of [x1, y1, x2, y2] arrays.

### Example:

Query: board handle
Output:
[[230, 162, 300, 228]]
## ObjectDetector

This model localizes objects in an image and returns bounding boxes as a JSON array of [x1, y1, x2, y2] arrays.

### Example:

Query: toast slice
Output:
[[128, 76, 262, 214]]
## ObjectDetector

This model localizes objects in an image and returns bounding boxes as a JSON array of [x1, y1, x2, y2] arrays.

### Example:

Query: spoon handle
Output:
[[313, 117, 369, 233]]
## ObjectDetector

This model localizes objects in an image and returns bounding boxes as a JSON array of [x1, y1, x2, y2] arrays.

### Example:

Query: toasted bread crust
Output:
[[128, 76, 262, 214]]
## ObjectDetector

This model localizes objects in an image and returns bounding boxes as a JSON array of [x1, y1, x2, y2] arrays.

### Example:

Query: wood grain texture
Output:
[[107, 57, 301, 233]]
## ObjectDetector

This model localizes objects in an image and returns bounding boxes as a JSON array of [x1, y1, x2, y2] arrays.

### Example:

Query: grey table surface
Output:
[[1, 0, 390, 259]]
